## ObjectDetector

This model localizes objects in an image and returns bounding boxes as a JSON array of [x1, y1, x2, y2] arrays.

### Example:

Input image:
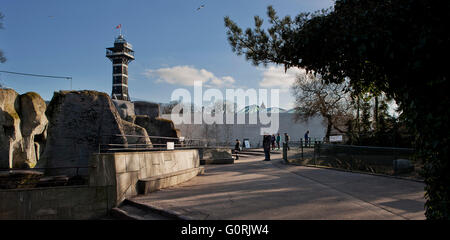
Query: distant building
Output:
[[106, 34, 135, 101], [161, 108, 327, 147]]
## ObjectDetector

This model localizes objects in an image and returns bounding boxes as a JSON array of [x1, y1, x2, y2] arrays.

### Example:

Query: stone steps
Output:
[[200, 157, 235, 165], [110, 199, 179, 220], [235, 149, 282, 158]]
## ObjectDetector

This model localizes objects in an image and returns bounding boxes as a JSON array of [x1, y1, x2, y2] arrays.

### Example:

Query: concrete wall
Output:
[[0, 149, 201, 219], [89, 149, 200, 204], [0, 185, 115, 220], [162, 113, 326, 147]]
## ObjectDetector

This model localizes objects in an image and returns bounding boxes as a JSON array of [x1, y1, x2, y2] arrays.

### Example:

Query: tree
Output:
[[360, 96, 372, 135], [224, 1, 450, 219], [291, 71, 351, 140], [0, 12, 6, 63]]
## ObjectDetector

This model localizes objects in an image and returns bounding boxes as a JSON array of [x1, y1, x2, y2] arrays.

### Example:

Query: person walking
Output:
[[284, 133, 290, 150], [263, 134, 271, 161], [304, 130, 310, 147], [276, 133, 281, 150], [271, 134, 276, 150]]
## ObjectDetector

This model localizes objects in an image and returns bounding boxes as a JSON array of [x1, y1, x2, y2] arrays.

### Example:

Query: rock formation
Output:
[[112, 99, 136, 122], [0, 89, 48, 169], [134, 115, 180, 145], [113, 100, 180, 145], [1, 88, 180, 176], [38, 90, 151, 176], [134, 101, 160, 119]]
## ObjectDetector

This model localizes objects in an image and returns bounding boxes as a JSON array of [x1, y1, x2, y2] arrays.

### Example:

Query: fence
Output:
[[283, 142, 421, 179], [312, 143, 420, 178]]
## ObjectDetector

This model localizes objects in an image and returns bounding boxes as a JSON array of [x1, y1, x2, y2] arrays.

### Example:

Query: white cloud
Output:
[[259, 66, 306, 93], [144, 65, 235, 88]]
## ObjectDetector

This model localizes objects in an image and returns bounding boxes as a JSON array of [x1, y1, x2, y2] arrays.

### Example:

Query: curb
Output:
[[109, 207, 143, 220], [122, 199, 193, 220], [277, 160, 424, 183]]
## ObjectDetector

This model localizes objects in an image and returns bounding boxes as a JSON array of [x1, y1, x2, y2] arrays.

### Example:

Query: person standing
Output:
[[284, 133, 290, 150], [276, 133, 281, 150], [271, 134, 276, 150], [263, 134, 271, 161], [304, 130, 310, 147], [234, 139, 241, 152]]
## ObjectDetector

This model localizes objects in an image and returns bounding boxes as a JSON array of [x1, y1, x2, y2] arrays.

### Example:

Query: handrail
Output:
[[97, 134, 232, 153], [106, 49, 135, 57]]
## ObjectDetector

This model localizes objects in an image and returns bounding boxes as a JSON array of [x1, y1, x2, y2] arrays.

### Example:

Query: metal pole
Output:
[[301, 138, 304, 160]]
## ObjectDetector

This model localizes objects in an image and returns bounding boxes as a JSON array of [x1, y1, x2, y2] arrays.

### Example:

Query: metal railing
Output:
[[289, 138, 323, 148], [311, 143, 420, 179], [106, 49, 135, 58], [97, 134, 232, 153]]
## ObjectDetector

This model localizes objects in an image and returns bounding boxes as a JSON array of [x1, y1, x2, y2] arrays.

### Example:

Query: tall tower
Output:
[[106, 34, 134, 101]]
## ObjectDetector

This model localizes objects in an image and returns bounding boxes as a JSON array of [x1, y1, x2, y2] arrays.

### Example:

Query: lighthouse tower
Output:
[[106, 34, 134, 101]]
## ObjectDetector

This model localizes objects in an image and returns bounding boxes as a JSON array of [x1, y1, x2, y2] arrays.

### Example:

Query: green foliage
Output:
[[224, 0, 450, 219]]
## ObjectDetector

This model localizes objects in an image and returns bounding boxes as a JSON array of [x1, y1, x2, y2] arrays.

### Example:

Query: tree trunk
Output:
[[374, 95, 379, 132], [356, 94, 360, 144], [326, 117, 332, 141]]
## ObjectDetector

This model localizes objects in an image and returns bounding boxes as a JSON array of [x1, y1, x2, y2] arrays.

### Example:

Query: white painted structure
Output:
[[161, 112, 326, 147]]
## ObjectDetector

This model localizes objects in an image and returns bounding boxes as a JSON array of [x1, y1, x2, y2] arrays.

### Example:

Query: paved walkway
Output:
[[131, 154, 426, 220]]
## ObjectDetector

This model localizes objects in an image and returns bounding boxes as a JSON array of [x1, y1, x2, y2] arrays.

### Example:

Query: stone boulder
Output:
[[17, 92, 48, 167], [134, 115, 180, 145], [120, 119, 152, 148], [0, 89, 21, 168], [38, 90, 151, 176], [111, 100, 181, 147], [0, 89, 48, 169], [112, 99, 135, 122], [134, 101, 160, 119]]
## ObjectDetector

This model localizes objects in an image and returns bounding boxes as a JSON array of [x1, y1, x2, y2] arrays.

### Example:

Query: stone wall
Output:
[[0, 149, 202, 219], [89, 149, 201, 204], [0, 185, 115, 219]]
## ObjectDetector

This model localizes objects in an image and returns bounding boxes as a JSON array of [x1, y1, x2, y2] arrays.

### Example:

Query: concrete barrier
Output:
[[0, 149, 202, 219], [89, 149, 203, 204]]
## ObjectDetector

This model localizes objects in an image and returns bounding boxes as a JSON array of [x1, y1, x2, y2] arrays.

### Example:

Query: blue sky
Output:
[[0, 0, 334, 109]]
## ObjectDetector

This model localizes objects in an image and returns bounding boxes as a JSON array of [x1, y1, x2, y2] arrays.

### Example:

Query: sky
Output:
[[0, 0, 334, 110]]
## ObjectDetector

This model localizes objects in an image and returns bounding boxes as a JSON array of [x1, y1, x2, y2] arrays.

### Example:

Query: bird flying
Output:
[[196, 4, 205, 11]]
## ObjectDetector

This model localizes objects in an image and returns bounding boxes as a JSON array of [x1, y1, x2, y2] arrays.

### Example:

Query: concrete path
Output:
[[131, 154, 426, 220]]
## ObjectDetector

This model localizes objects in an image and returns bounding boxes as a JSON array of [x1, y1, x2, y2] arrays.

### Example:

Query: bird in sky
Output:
[[196, 4, 205, 11]]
